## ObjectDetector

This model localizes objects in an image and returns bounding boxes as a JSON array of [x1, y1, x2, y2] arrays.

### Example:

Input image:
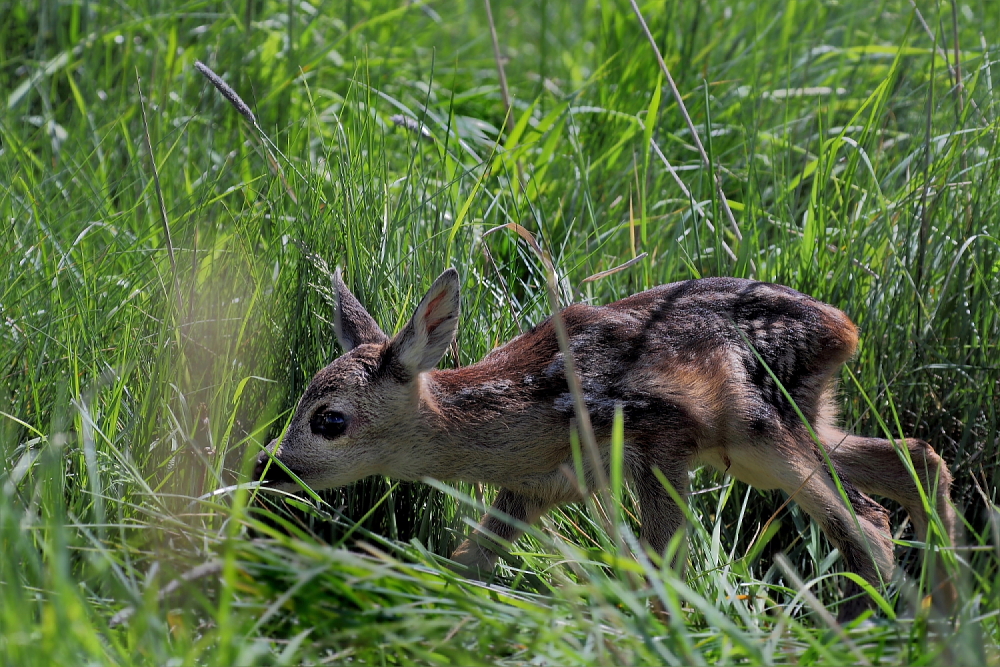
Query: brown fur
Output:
[[255, 268, 957, 621]]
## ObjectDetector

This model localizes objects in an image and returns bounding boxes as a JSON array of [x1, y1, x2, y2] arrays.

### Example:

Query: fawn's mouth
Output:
[[253, 449, 298, 487]]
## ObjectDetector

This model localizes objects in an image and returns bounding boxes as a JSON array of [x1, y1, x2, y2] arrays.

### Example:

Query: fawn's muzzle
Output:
[[254, 441, 296, 486]]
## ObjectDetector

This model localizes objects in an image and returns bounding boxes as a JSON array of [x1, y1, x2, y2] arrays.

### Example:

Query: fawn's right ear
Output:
[[389, 268, 461, 377], [333, 267, 388, 351]]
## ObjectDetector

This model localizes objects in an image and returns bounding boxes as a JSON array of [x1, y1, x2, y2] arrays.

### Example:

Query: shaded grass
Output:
[[1, 0, 999, 663]]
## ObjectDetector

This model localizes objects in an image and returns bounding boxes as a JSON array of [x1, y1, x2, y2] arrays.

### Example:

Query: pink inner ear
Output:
[[422, 292, 449, 333]]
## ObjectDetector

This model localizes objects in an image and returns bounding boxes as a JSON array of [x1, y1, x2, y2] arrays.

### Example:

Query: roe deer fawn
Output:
[[255, 268, 956, 621]]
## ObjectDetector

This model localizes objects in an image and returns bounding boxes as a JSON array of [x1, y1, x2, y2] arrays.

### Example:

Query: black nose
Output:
[[254, 447, 295, 486]]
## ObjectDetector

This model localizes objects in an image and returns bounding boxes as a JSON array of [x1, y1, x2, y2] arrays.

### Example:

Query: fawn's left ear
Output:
[[390, 268, 460, 377], [333, 267, 388, 351]]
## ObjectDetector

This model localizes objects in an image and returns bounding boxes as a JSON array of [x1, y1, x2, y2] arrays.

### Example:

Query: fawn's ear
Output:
[[333, 267, 388, 351], [390, 268, 460, 377]]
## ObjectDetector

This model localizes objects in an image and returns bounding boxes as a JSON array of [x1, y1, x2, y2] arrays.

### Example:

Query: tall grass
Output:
[[1, 0, 998, 664]]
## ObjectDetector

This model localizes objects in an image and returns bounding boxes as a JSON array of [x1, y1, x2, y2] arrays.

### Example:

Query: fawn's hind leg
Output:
[[730, 435, 895, 622], [822, 428, 957, 610], [821, 429, 955, 545]]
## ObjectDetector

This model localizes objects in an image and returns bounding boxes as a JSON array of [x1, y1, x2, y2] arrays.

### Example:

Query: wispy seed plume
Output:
[[194, 60, 257, 125]]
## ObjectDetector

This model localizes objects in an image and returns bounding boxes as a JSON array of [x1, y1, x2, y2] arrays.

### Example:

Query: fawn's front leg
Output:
[[632, 458, 690, 562], [451, 488, 559, 577]]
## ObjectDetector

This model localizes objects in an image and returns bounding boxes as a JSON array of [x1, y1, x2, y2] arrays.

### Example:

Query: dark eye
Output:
[[310, 410, 347, 439]]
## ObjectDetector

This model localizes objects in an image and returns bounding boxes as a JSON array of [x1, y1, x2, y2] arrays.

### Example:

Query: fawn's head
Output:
[[254, 268, 460, 490]]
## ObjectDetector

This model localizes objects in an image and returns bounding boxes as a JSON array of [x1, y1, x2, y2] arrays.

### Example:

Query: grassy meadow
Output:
[[2, 0, 999, 663]]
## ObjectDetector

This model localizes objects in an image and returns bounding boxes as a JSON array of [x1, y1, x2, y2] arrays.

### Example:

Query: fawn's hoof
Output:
[[449, 539, 499, 579]]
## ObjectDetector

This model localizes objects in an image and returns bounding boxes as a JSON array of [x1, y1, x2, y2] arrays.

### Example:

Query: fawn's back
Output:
[[453, 277, 855, 441]]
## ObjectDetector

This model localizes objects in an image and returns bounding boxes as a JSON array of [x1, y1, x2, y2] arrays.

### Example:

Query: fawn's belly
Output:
[[696, 445, 797, 491]]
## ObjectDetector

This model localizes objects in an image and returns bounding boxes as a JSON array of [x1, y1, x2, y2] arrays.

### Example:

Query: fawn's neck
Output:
[[412, 368, 531, 483]]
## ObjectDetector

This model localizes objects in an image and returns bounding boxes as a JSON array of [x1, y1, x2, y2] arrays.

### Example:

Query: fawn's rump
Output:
[[552, 278, 858, 437]]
